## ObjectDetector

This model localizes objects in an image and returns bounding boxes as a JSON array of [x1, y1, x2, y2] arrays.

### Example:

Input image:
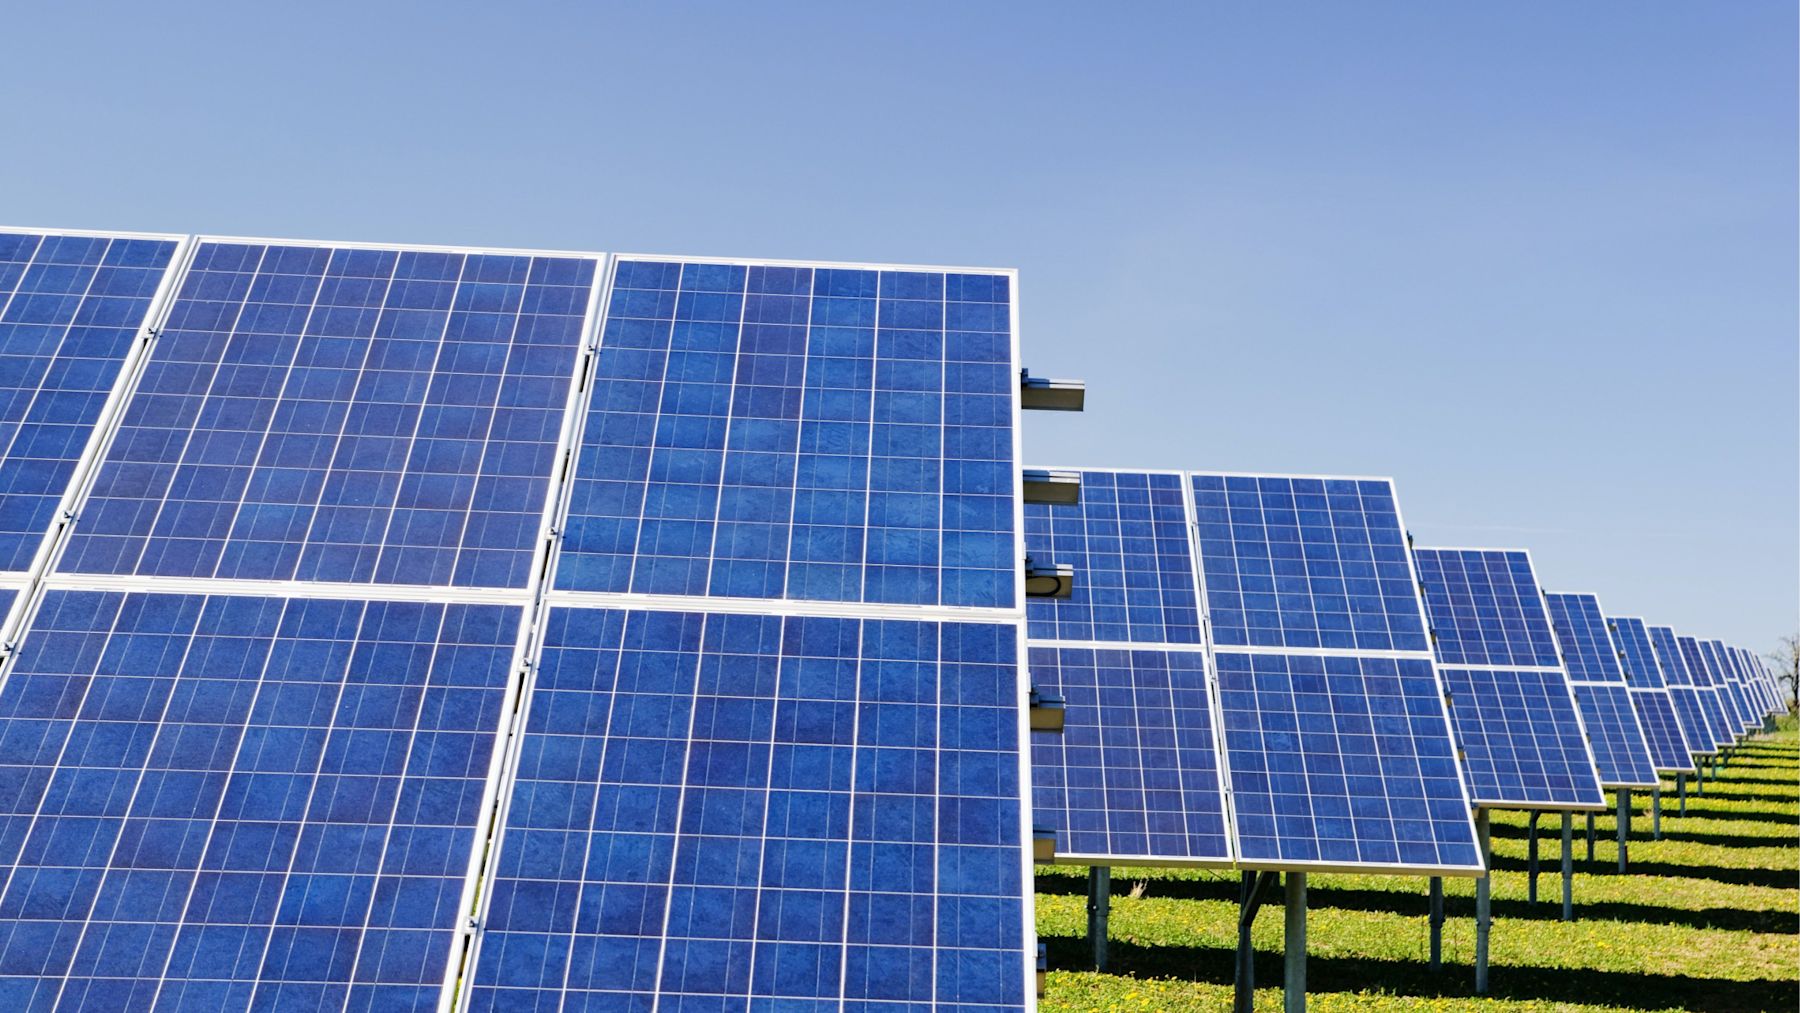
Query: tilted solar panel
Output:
[[464, 606, 1029, 1011], [57, 240, 598, 590], [1607, 616, 1693, 773], [1023, 469, 1199, 644], [0, 231, 182, 575], [1191, 475, 1428, 653], [1412, 548, 1602, 810], [1027, 643, 1229, 865], [554, 261, 1018, 609], [1413, 548, 1559, 668], [1647, 624, 1713, 757], [1214, 651, 1478, 870], [1702, 641, 1754, 732], [0, 588, 518, 1012], [1544, 593, 1656, 789]]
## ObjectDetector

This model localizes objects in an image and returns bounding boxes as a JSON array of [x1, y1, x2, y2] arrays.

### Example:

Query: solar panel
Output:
[[1192, 474, 1480, 874], [1412, 548, 1559, 668], [1191, 474, 1429, 653], [1213, 651, 1478, 870], [1412, 548, 1602, 810], [57, 240, 599, 590], [0, 230, 182, 575], [464, 606, 1029, 1011], [1023, 469, 1199, 644], [1675, 635, 1735, 751], [0, 588, 519, 1012], [1027, 643, 1229, 865], [1607, 616, 1693, 773], [1544, 593, 1656, 789], [553, 261, 1018, 610], [1647, 624, 1714, 757]]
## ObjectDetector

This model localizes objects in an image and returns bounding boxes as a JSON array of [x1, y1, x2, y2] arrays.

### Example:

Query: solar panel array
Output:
[[1677, 635, 1737, 751], [1606, 616, 1694, 773], [1413, 548, 1604, 810], [1023, 469, 1481, 874], [1543, 593, 1657, 789], [1648, 624, 1715, 757], [0, 234, 1038, 1012]]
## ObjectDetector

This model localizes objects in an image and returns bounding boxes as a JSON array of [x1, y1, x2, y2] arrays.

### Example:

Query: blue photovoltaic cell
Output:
[[0, 589, 518, 1012], [1718, 643, 1760, 730], [1192, 475, 1428, 653], [59, 242, 595, 589], [1628, 689, 1691, 772], [0, 232, 178, 573], [468, 607, 1027, 1012], [1678, 636, 1736, 750], [554, 261, 1016, 609], [1213, 651, 1479, 870], [1027, 645, 1228, 863], [1649, 625, 1713, 756], [1568, 683, 1658, 788], [1543, 594, 1625, 684], [1703, 641, 1753, 732], [1606, 617, 1691, 772], [1024, 470, 1200, 644], [1436, 667, 1603, 807], [1608, 617, 1666, 690], [1413, 549, 1559, 667]]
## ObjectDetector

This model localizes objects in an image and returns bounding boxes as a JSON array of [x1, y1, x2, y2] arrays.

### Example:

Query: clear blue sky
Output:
[[4, 2, 1793, 651]]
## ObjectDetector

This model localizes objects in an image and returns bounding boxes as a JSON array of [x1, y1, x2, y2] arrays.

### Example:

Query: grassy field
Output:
[[1036, 718, 1798, 1012]]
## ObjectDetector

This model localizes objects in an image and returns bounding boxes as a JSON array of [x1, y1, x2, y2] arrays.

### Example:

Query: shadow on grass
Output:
[[1041, 936, 1798, 1013], [1673, 789, 1798, 804], [1486, 821, 1796, 850], [1656, 805, 1800, 825], [1487, 853, 1799, 890], [1035, 877, 1800, 934]]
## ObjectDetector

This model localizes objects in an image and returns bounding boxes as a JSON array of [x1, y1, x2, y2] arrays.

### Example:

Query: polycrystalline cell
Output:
[[1568, 683, 1658, 788], [468, 607, 1028, 1012], [1608, 617, 1667, 690], [1027, 645, 1228, 863], [0, 589, 519, 1012], [1437, 666, 1603, 808], [554, 261, 1017, 609], [1627, 689, 1692, 772], [58, 241, 596, 590], [1707, 641, 1756, 731], [1192, 475, 1428, 653], [1413, 549, 1559, 668], [1544, 594, 1625, 684], [0, 232, 179, 573], [1024, 470, 1200, 644], [1212, 651, 1479, 871], [1649, 625, 1711, 756]]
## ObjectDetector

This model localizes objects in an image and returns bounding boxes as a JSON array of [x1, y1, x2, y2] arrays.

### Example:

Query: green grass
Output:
[[1036, 718, 1798, 1012]]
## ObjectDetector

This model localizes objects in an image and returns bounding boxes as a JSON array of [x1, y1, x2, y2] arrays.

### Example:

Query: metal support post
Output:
[[1086, 866, 1110, 971], [1284, 872, 1306, 1013], [1560, 812, 1573, 921], [1475, 810, 1491, 993], [1428, 877, 1444, 972], [1651, 785, 1661, 840], [1616, 789, 1629, 872], [1585, 811, 1594, 862], [1526, 812, 1539, 903], [1677, 772, 1687, 814], [1235, 871, 1278, 1013]]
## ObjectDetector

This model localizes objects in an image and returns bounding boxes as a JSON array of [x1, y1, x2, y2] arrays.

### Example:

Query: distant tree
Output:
[[1768, 635, 1800, 716]]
